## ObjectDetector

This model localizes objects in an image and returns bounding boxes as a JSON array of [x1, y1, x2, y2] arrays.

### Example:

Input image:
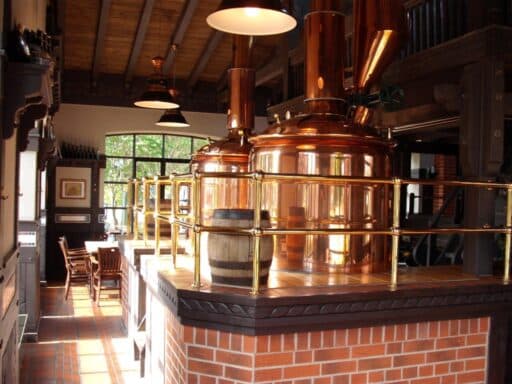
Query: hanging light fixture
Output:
[[206, 0, 296, 36], [134, 56, 179, 109], [156, 108, 190, 127]]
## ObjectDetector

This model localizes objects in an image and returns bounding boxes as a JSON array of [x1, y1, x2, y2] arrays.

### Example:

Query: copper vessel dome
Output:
[[250, 0, 405, 273]]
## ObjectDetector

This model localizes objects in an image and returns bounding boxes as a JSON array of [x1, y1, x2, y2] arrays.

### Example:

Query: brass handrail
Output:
[[129, 171, 512, 293]]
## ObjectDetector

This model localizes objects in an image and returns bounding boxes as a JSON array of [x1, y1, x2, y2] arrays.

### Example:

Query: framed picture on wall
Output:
[[60, 179, 86, 199]]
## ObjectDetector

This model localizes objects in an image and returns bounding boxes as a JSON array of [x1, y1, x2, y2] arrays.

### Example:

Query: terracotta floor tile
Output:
[[20, 284, 142, 384]]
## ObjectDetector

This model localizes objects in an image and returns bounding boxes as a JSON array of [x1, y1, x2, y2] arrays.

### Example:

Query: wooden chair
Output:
[[58, 237, 90, 300], [92, 247, 122, 305]]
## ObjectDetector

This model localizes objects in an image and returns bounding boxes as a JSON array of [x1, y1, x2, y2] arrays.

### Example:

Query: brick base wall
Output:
[[165, 308, 489, 384]]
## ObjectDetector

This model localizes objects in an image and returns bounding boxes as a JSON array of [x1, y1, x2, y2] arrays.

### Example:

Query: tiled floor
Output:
[[20, 284, 142, 384]]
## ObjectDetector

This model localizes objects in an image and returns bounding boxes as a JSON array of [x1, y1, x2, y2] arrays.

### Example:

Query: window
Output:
[[103, 134, 208, 232]]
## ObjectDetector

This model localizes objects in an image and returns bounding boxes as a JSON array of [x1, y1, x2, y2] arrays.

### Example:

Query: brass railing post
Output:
[[504, 186, 512, 284], [171, 174, 179, 268], [133, 179, 140, 240], [390, 178, 402, 290], [154, 176, 161, 257], [192, 172, 202, 288], [143, 179, 150, 245], [251, 171, 263, 295]]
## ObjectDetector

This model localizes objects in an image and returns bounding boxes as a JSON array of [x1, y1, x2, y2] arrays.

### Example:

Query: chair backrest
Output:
[[97, 247, 121, 274], [58, 237, 71, 270]]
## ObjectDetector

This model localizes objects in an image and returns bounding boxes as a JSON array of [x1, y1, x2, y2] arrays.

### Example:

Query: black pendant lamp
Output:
[[134, 56, 179, 109], [206, 0, 296, 36], [156, 108, 190, 128]]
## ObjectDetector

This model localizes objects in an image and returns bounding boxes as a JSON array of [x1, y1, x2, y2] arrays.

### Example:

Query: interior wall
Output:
[[53, 103, 269, 153], [10, 0, 47, 30]]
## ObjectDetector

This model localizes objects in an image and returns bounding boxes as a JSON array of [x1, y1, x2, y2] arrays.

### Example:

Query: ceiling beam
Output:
[[187, 30, 224, 90], [91, 0, 112, 87], [124, 0, 155, 87], [163, 0, 200, 75]]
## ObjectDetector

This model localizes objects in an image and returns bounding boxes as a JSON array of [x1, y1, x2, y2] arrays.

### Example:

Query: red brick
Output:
[[188, 346, 214, 361], [321, 360, 357, 375], [314, 378, 331, 384], [371, 327, 383, 344], [188, 360, 223, 376], [386, 342, 403, 355], [479, 317, 489, 333], [459, 319, 469, 335], [441, 374, 456, 384], [411, 377, 440, 384], [436, 335, 465, 350], [457, 371, 486, 383], [188, 373, 199, 384], [293, 380, 312, 384], [335, 329, 347, 346], [450, 361, 464, 373], [435, 362, 450, 375], [284, 334, 296, 351], [216, 350, 252, 367], [310, 332, 321, 349], [225, 366, 253, 382], [243, 335, 256, 353], [403, 366, 418, 379], [219, 331, 230, 349], [360, 327, 371, 344], [322, 330, 334, 347], [297, 334, 309, 350], [199, 375, 216, 384], [395, 325, 406, 341], [403, 339, 435, 352], [418, 322, 429, 339], [429, 321, 439, 338], [254, 368, 282, 382], [469, 319, 479, 334], [184, 326, 194, 343], [257, 335, 270, 353], [270, 334, 283, 352], [231, 334, 242, 351], [314, 347, 350, 361], [255, 352, 293, 367], [348, 328, 359, 344], [393, 352, 425, 367], [195, 328, 206, 345], [426, 350, 456, 363], [407, 323, 418, 340], [465, 358, 486, 371], [368, 371, 384, 383], [385, 325, 395, 342], [419, 364, 434, 377], [283, 364, 320, 379], [351, 344, 385, 358], [206, 330, 218, 347], [457, 346, 486, 359], [218, 380, 235, 384], [466, 334, 487, 346], [385, 369, 402, 381], [350, 373, 366, 384], [439, 320, 450, 337], [295, 350, 313, 364], [332, 374, 350, 384], [449, 320, 459, 336], [358, 356, 392, 371]]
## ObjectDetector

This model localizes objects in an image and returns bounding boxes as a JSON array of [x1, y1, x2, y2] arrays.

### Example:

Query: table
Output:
[[84, 240, 119, 255]]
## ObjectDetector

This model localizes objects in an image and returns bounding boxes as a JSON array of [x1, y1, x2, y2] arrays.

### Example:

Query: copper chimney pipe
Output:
[[227, 35, 255, 134], [352, 0, 407, 92], [304, 0, 345, 115]]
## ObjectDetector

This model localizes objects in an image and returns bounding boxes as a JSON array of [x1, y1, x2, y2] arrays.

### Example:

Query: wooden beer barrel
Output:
[[207, 209, 273, 286], [286, 206, 306, 265]]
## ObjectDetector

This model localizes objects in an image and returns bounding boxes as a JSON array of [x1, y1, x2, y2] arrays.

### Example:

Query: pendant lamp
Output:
[[134, 56, 179, 109], [156, 108, 190, 127], [206, 0, 296, 36]]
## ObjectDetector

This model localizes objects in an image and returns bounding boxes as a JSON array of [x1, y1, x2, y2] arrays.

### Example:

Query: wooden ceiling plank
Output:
[[186, 30, 224, 89], [91, 0, 112, 86], [163, 0, 200, 75], [124, 0, 156, 87]]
